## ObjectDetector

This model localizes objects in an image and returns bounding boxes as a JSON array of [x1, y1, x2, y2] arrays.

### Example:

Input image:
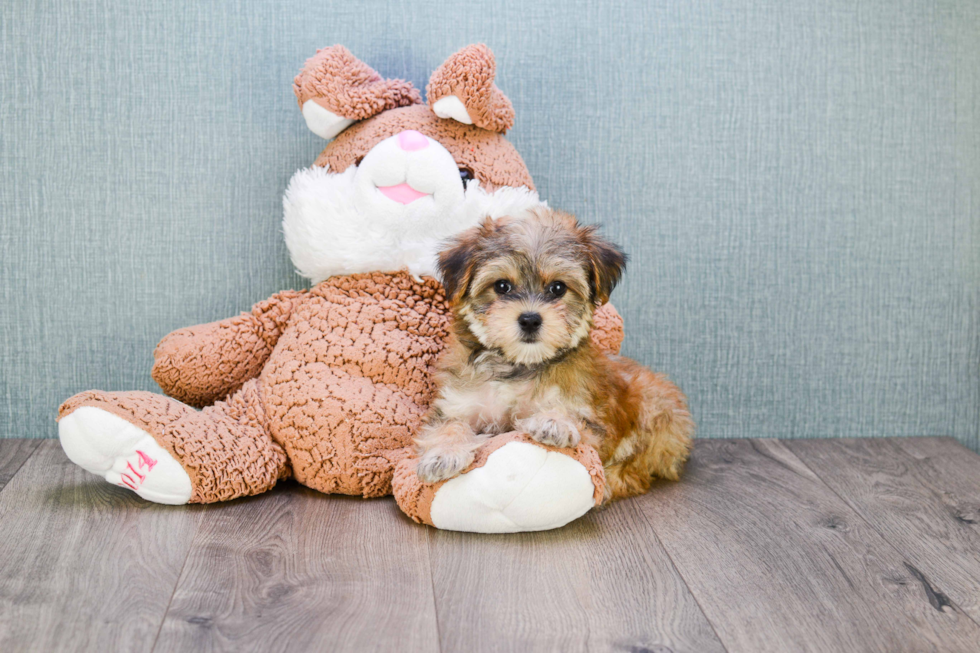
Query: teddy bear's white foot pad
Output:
[[59, 406, 192, 505], [428, 441, 596, 533]]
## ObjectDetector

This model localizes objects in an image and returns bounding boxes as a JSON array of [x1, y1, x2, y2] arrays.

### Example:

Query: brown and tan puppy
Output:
[[415, 208, 694, 502]]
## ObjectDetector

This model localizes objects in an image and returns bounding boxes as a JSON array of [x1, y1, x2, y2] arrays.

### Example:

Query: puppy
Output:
[[415, 208, 694, 503]]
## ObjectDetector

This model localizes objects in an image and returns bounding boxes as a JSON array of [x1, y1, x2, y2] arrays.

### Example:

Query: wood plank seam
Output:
[[0, 439, 42, 495], [787, 439, 980, 632], [634, 438, 980, 652], [631, 515, 731, 652], [788, 436, 980, 627], [921, 436, 980, 460], [0, 441, 206, 651], [150, 489, 442, 652], [0, 442, 39, 488], [149, 518, 204, 653], [425, 497, 728, 652], [422, 529, 445, 653]]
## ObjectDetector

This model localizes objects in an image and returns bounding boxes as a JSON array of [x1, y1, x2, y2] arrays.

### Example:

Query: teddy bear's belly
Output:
[[259, 272, 451, 497]]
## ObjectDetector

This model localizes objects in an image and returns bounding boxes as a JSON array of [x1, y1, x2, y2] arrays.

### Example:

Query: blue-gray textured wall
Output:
[[1, 0, 977, 449]]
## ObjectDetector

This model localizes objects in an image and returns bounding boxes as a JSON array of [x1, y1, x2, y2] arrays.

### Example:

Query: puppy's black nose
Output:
[[518, 312, 543, 334]]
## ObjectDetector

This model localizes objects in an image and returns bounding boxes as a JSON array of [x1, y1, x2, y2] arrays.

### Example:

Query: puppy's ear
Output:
[[438, 218, 487, 303], [578, 225, 627, 305], [438, 216, 509, 302]]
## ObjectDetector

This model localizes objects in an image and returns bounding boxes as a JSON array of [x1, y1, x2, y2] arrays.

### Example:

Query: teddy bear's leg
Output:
[[393, 433, 605, 533], [58, 379, 289, 504]]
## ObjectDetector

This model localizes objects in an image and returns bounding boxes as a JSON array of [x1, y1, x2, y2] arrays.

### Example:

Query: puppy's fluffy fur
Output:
[[415, 208, 694, 502]]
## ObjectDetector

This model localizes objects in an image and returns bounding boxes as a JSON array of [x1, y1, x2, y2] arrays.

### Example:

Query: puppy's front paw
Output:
[[416, 449, 475, 484], [516, 414, 582, 449]]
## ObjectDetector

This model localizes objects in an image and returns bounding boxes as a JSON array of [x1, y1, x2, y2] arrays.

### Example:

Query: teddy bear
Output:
[[57, 44, 624, 533]]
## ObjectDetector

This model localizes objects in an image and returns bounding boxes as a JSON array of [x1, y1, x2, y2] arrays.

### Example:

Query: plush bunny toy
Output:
[[57, 44, 624, 533]]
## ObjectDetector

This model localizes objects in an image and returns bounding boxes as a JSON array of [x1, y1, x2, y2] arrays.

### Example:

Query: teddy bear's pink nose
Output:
[[397, 130, 429, 151]]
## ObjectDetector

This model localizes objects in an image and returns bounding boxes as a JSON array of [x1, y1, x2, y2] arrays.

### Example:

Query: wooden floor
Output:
[[1, 438, 979, 652]]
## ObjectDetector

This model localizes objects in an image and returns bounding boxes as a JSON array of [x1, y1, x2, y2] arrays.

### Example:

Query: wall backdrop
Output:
[[2, 0, 978, 450]]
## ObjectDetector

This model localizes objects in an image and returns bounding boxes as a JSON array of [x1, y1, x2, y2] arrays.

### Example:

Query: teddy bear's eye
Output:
[[547, 281, 567, 297], [354, 156, 364, 167], [459, 167, 475, 189], [493, 279, 512, 295]]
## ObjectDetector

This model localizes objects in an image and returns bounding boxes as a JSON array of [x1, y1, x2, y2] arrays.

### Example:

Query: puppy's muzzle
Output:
[[518, 311, 542, 340]]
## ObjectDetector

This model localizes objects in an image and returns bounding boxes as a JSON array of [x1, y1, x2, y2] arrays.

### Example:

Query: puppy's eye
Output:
[[493, 279, 513, 295], [547, 281, 567, 297], [459, 167, 475, 189]]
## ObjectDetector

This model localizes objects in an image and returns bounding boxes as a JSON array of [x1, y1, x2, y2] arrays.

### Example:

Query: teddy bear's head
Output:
[[283, 44, 545, 283]]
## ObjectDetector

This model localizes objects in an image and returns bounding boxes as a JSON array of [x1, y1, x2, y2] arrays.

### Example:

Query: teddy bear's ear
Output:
[[293, 45, 422, 140], [426, 44, 515, 133]]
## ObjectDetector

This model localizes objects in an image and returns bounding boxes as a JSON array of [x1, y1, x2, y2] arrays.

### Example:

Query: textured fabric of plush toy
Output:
[[152, 290, 309, 408], [293, 45, 421, 119], [426, 44, 515, 133], [59, 380, 289, 503], [590, 301, 626, 354], [261, 271, 450, 497]]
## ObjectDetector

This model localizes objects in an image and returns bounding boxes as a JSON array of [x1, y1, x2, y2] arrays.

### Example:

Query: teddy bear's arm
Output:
[[591, 302, 624, 355], [151, 290, 309, 408]]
